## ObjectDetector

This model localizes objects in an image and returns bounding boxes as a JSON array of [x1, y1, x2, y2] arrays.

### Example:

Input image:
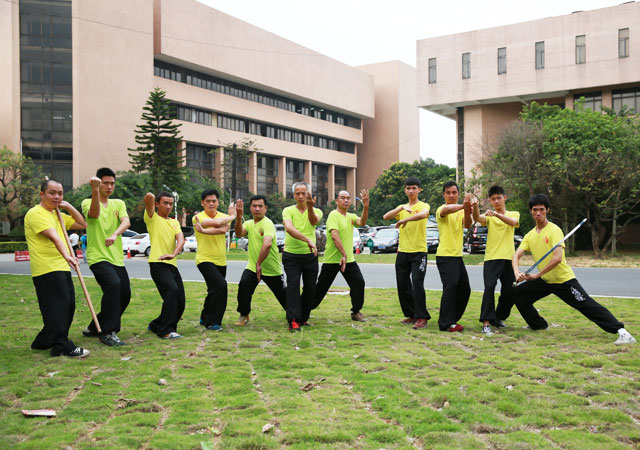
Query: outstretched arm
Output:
[[87, 176, 101, 219], [355, 189, 369, 227], [234, 200, 247, 238], [306, 193, 319, 226], [60, 201, 87, 229], [144, 192, 155, 219]]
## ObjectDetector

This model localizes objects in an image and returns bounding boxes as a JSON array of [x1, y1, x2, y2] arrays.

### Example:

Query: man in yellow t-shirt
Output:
[[143, 192, 185, 339], [81, 168, 131, 347], [512, 194, 636, 345], [282, 182, 323, 332], [471, 185, 520, 336], [314, 189, 369, 322], [192, 189, 236, 331], [227, 196, 287, 327], [383, 177, 430, 330], [436, 181, 473, 332], [25, 179, 90, 358]]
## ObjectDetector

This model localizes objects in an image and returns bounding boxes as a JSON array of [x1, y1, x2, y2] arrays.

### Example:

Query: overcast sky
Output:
[[199, 0, 625, 167]]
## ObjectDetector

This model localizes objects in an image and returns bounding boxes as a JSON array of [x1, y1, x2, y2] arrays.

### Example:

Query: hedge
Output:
[[0, 242, 29, 253]]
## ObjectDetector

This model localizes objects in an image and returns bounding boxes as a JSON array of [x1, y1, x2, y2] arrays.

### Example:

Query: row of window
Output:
[[174, 104, 212, 126], [154, 60, 361, 129], [428, 28, 631, 83], [573, 87, 640, 113]]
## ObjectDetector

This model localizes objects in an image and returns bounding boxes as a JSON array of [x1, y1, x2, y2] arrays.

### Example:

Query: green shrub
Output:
[[0, 241, 29, 253]]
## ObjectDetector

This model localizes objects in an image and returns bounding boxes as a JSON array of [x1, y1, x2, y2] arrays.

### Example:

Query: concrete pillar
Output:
[[304, 160, 312, 187], [278, 156, 287, 196], [564, 94, 574, 110], [248, 151, 257, 194], [215, 147, 224, 187], [602, 89, 612, 109], [328, 164, 335, 201], [347, 167, 356, 201]]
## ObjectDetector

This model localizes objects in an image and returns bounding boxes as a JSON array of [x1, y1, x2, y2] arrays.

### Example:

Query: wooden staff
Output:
[[56, 208, 102, 333]]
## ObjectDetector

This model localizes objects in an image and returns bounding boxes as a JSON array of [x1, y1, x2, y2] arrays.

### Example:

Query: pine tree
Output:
[[128, 88, 184, 193]]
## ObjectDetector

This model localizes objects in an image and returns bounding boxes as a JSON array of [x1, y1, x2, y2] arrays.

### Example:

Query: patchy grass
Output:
[[1, 274, 638, 449]]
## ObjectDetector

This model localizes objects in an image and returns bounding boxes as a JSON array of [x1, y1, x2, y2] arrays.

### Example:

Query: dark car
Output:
[[465, 224, 524, 254], [367, 228, 399, 253], [426, 227, 439, 253]]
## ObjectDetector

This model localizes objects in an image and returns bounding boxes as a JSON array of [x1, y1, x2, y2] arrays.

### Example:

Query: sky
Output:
[[199, 0, 625, 168]]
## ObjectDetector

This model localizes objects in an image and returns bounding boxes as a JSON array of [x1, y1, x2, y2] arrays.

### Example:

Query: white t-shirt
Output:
[[69, 233, 79, 246]]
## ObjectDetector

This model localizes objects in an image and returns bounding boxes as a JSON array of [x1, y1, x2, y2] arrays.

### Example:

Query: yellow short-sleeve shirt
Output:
[[24, 205, 76, 277], [485, 211, 520, 261], [436, 205, 464, 257], [193, 211, 228, 266], [395, 201, 429, 253], [520, 222, 575, 284]]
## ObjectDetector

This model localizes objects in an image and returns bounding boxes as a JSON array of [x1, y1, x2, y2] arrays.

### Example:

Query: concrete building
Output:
[[1, 0, 419, 209], [417, 2, 640, 179]]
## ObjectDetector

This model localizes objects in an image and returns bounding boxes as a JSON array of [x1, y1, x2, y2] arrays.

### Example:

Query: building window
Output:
[[312, 163, 329, 207], [334, 167, 347, 194], [497, 47, 507, 74], [286, 159, 305, 198], [428, 58, 436, 84], [576, 35, 586, 64], [613, 87, 640, 114], [619, 28, 629, 58], [256, 155, 279, 195], [173, 104, 212, 126], [461, 53, 470, 79], [535, 41, 545, 70], [186, 143, 215, 179], [223, 150, 249, 199], [573, 91, 602, 112]]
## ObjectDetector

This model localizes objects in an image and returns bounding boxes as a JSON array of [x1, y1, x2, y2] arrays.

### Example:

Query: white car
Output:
[[184, 235, 197, 252], [124, 233, 151, 257], [120, 229, 139, 249]]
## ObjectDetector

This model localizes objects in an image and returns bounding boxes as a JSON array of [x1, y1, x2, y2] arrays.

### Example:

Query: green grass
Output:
[[1, 274, 639, 449]]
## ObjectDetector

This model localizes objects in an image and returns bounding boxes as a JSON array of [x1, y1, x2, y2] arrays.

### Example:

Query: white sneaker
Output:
[[614, 330, 637, 345], [482, 326, 494, 337], [162, 332, 183, 340]]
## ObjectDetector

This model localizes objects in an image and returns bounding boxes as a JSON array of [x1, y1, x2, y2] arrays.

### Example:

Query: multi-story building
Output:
[[417, 2, 640, 179], [1, 0, 419, 209]]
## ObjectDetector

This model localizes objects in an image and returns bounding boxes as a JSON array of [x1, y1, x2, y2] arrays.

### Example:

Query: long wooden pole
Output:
[[56, 208, 102, 333]]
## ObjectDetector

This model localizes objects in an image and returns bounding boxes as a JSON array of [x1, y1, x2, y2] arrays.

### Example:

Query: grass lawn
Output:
[[1, 274, 639, 449]]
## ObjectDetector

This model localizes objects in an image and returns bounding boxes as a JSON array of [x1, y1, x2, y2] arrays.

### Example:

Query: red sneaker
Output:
[[401, 318, 418, 325], [448, 324, 464, 332], [412, 318, 428, 329], [289, 320, 301, 332]]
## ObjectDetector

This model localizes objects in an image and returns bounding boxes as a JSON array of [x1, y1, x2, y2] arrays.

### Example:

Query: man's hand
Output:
[[89, 176, 101, 190], [486, 210, 498, 217], [194, 215, 204, 233], [307, 239, 318, 256], [360, 189, 370, 207], [228, 202, 237, 217], [305, 193, 316, 209], [524, 272, 539, 281], [401, 205, 412, 213], [395, 219, 407, 229], [463, 193, 472, 206], [470, 196, 479, 207], [65, 253, 78, 271], [515, 271, 527, 283], [256, 263, 262, 282], [235, 200, 243, 217], [158, 254, 175, 261], [340, 256, 346, 273], [105, 233, 117, 247], [59, 200, 72, 211]]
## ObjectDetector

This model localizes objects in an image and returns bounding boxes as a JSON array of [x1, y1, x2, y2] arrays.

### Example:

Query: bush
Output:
[[0, 241, 29, 253], [8, 225, 25, 238]]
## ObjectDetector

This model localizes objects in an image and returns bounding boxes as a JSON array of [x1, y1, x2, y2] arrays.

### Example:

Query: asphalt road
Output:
[[2, 255, 639, 298]]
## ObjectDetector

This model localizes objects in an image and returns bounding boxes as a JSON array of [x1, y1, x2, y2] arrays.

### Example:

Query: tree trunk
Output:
[[611, 192, 620, 256]]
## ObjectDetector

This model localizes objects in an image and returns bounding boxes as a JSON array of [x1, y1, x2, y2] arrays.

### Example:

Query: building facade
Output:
[[417, 2, 640, 179], [2, 0, 419, 210]]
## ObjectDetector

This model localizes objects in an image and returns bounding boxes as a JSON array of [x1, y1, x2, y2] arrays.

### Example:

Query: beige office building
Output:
[[1, 0, 419, 208], [417, 2, 640, 179]]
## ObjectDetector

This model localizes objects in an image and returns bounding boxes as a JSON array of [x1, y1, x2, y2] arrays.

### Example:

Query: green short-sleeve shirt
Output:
[[324, 210, 358, 264], [82, 198, 128, 266], [282, 205, 323, 254], [245, 217, 282, 276]]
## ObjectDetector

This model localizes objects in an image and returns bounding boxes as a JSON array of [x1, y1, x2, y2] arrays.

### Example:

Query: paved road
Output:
[[2, 255, 639, 298]]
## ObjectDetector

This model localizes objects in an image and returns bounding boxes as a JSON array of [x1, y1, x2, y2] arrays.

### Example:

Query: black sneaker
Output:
[[64, 347, 90, 358], [491, 320, 507, 328], [99, 332, 127, 347], [82, 327, 99, 337]]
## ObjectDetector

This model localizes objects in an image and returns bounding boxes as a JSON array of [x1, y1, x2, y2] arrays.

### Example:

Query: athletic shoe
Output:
[[161, 332, 183, 339], [99, 332, 127, 347], [401, 318, 418, 325], [64, 347, 90, 358], [199, 319, 204, 325], [82, 328, 99, 337], [235, 315, 250, 326], [351, 311, 367, 322], [482, 325, 494, 337], [206, 324, 223, 331], [412, 318, 428, 329], [614, 330, 637, 345], [491, 320, 507, 328], [448, 324, 464, 332], [301, 321, 311, 327], [289, 320, 301, 332]]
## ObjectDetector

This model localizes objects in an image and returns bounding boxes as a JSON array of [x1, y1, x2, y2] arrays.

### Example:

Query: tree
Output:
[[129, 87, 184, 193], [0, 147, 43, 230], [216, 138, 260, 200], [368, 159, 456, 226]]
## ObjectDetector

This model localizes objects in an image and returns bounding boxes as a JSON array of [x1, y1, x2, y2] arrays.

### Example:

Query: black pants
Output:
[[87, 261, 131, 335], [513, 278, 624, 334], [282, 252, 318, 323], [197, 262, 227, 326], [31, 271, 77, 356], [480, 259, 516, 323], [237, 269, 287, 316], [148, 263, 186, 336], [436, 256, 471, 330], [314, 262, 365, 314], [395, 252, 429, 320]]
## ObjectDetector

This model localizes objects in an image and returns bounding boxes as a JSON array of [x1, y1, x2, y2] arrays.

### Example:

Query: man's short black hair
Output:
[[41, 179, 62, 192], [249, 194, 268, 207], [405, 176, 421, 188], [201, 189, 220, 201], [488, 185, 505, 197], [442, 180, 459, 193], [528, 194, 550, 210], [156, 191, 174, 202], [96, 167, 116, 179]]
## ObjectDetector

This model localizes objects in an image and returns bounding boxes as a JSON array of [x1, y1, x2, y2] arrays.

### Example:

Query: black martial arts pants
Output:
[[148, 263, 186, 336], [237, 269, 287, 316], [395, 252, 429, 320], [436, 256, 471, 330], [197, 262, 227, 327], [282, 252, 318, 323], [314, 262, 365, 313], [87, 261, 131, 335], [480, 259, 516, 323]]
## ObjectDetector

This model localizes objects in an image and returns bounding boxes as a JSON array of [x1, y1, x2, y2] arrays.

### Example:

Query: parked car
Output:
[[361, 225, 392, 245], [353, 228, 364, 254], [465, 224, 524, 254], [315, 228, 326, 253], [367, 228, 399, 253], [124, 233, 150, 256], [184, 235, 197, 252], [426, 227, 439, 253], [120, 229, 140, 249], [275, 225, 285, 252]]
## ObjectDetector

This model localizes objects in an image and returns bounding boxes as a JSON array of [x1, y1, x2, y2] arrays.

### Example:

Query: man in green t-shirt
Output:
[[282, 182, 323, 332], [313, 190, 369, 322], [81, 168, 131, 347], [229, 195, 287, 327], [143, 192, 185, 339]]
